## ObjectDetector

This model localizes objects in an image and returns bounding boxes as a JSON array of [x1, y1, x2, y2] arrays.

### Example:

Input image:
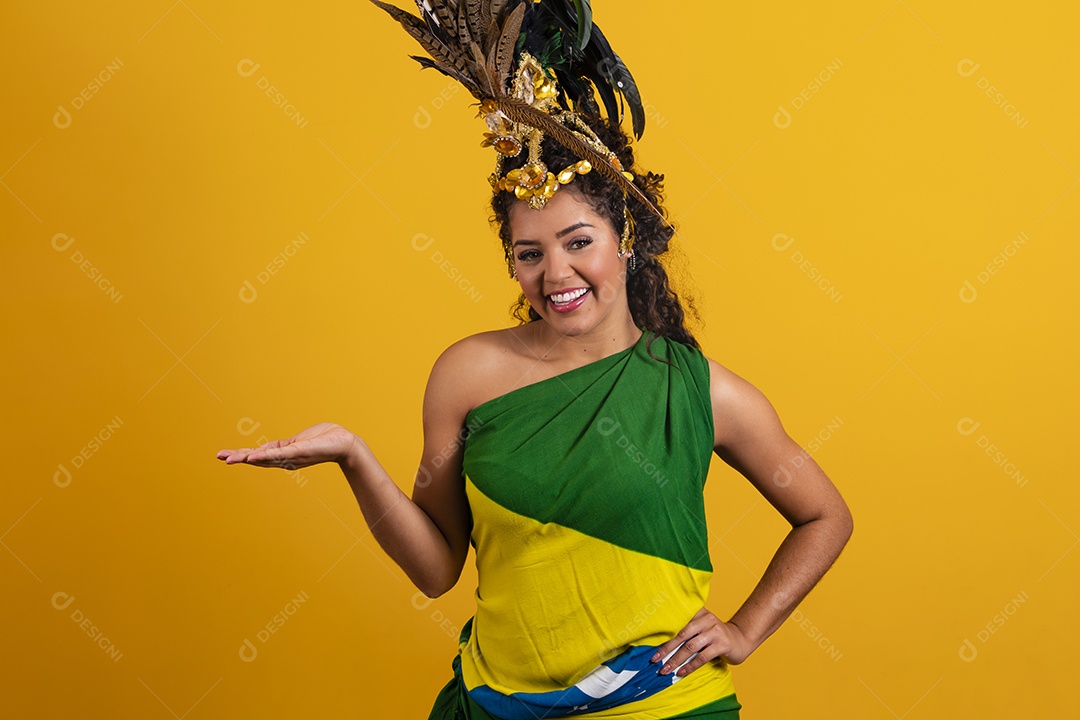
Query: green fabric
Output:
[[665, 694, 742, 718], [461, 329, 715, 572], [427, 653, 499, 720]]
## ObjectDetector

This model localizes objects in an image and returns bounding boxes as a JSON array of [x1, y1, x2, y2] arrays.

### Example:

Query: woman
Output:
[[217, 3, 853, 718]]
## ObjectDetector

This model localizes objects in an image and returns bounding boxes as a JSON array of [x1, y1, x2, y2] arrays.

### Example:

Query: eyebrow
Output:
[[513, 222, 595, 247]]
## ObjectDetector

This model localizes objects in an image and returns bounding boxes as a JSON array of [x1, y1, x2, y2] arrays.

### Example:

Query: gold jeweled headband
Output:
[[483, 54, 631, 210]]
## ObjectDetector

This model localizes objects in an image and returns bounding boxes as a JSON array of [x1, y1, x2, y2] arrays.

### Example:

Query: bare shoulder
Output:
[[704, 355, 787, 452], [427, 327, 531, 418], [704, 355, 764, 409], [430, 327, 523, 385], [432, 327, 515, 370]]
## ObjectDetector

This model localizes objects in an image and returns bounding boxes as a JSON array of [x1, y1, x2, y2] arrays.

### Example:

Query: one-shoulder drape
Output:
[[430, 329, 740, 720]]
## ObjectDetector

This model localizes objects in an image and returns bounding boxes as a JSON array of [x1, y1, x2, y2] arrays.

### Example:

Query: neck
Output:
[[530, 313, 643, 363]]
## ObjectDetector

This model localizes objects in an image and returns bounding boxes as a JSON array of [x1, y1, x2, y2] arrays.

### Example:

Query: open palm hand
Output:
[[215, 422, 356, 470]]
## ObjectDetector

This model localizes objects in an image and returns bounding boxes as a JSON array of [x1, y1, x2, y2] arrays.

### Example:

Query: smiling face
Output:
[[508, 188, 634, 337]]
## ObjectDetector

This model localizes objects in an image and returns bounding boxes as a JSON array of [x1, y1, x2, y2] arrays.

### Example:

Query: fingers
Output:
[[652, 608, 729, 677], [668, 636, 720, 677], [652, 639, 696, 677], [657, 638, 708, 677], [650, 607, 707, 664], [244, 445, 296, 467], [216, 448, 250, 462], [217, 449, 257, 464], [216, 437, 294, 465], [674, 656, 711, 677], [215, 444, 290, 466], [650, 638, 682, 666]]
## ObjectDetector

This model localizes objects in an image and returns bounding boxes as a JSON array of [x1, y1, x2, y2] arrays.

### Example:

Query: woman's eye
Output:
[[571, 237, 593, 249], [517, 250, 539, 261]]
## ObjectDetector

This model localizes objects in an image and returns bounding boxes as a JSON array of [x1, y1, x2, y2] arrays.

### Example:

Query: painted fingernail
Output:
[[660, 664, 670, 675], [650, 652, 660, 662]]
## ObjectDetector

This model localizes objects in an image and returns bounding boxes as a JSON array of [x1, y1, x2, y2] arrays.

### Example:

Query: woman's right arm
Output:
[[216, 339, 477, 598], [338, 340, 475, 597]]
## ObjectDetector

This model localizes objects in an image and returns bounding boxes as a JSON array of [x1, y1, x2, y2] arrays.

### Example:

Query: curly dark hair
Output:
[[490, 113, 701, 350]]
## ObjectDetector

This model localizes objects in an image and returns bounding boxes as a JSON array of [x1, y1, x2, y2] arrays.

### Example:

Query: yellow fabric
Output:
[[459, 478, 736, 717]]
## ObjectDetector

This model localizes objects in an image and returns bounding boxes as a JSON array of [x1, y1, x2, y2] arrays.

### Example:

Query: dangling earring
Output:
[[618, 205, 635, 254], [618, 204, 636, 273]]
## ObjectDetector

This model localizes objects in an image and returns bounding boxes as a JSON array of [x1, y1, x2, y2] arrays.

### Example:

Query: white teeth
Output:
[[549, 288, 589, 304]]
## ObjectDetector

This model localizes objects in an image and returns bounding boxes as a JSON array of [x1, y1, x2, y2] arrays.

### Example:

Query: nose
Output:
[[543, 248, 574, 281]]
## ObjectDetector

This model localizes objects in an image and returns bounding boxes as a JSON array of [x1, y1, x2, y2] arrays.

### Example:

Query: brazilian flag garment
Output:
[[429, 328, 741, 719]]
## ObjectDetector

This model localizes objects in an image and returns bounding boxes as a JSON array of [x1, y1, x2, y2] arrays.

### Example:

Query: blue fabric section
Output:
[[468, 644, 681, 719]]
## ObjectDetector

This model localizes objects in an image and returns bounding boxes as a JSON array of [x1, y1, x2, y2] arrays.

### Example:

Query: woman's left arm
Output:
[[652, 357, 854, 676]]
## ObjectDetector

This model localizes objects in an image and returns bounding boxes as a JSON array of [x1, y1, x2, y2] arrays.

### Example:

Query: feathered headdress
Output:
[[370, 0, 658, 276]]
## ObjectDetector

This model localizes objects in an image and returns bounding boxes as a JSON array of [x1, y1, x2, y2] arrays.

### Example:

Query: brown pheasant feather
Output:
[[370, 0, 655, 216], [465, 0, 487, 47], [492, 3, 523, 83]]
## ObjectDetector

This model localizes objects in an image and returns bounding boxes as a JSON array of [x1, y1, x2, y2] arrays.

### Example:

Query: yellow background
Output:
[[2, 1, 1075, 717]]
